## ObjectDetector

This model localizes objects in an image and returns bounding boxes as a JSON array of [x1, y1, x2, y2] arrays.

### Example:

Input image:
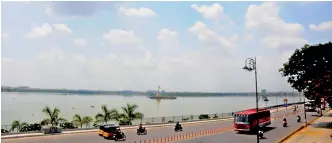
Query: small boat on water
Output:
[[149, 85, 177, 100]]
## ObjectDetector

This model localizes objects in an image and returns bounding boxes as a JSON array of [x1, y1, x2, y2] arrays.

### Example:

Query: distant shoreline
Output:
[[1, 86, 299, 97]]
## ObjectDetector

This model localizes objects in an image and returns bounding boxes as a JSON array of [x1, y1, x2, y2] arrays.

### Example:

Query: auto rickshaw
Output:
[[103, 124, 120, 140], [98, 124, 114, 136]]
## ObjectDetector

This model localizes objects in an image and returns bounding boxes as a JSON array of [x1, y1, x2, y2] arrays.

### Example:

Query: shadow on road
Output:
[[312, 122, 332, 129], [236, 127, 276, 135]]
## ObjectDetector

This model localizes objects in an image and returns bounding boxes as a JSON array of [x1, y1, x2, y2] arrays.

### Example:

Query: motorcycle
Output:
[[174, 125, 183, 132], [113, 132, 126, 141], [137, 127, 147, 135], [282, 120, 287, 127], [258, 130, 264, 139]]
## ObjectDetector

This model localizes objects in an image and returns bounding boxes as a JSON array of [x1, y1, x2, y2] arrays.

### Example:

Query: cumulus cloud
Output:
[[53, 24, 72, 33], [24, 23, 53, 39], [191, 3, 233, 24], [73, 38, 87, 47], [245, 2, 307, 51], [44, 2, 120, 18], [118, 6, 157, 18], [103, 29, 141, 45], [309, 21, 332, 31], [157, 29, 179, 46], [189, 21, 237, 52]]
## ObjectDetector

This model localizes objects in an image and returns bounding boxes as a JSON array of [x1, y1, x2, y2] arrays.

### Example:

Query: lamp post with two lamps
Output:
[[243, 57, 260, 143]]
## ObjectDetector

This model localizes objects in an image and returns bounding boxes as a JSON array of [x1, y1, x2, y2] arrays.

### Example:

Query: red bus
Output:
[[233, 108, 271, 132]]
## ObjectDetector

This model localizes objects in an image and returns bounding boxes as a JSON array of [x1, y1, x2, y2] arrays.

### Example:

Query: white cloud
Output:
[[157, 29, 179, 45], [53, 24, 72, 33], [245, 2, 307, 51], [2, 33, 9, 41], [73, 38, 87, 47], [24, 23, 53, 39], [309, 21, 332, 31], [191, 3, 233, 24], [189, 21, 237, 51], [103, 29, 141, 45], [244, 34, 254, 41], [118, 6, 157, 18]]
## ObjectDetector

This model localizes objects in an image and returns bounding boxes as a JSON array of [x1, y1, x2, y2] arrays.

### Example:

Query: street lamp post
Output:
[[243, 57, 259, 143], [303, 92, 307, 126]]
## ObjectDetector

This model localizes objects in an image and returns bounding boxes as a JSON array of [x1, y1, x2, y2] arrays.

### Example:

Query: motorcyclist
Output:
[[115, 128, 121, 138], [138, 123, 144, 132], [283, 118, 287, 126], [297, 114, 301, 122], [175, 122, 181, 129], [258, 130, 264, 139]]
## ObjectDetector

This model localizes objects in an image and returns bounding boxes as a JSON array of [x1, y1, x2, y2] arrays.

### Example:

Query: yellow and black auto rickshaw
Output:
[[98, 124, 114, 136], [103, 124, 120, 139]]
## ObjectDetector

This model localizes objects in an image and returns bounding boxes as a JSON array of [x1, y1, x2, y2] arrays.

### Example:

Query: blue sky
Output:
[[1, 1, 332, 92]]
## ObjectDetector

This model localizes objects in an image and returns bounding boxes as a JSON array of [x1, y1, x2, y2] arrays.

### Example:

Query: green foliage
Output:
[[20, 123, 42, 132], [41, 106, 67, 126], [95, 105, 118, 124], [280, 42, 332, 102], [198, 114, 210, 120], [10, 120, 28, 132], [116, 103, 144, 125], [60, 122, 77, 129]]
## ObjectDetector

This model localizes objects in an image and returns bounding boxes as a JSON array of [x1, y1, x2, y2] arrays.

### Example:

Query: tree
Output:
[[279, 42, 332, 106], [95, 105, 118, 124], [83, 116, 93, 128], [10, 120, 28, 132], [116, 103, 144, 125], [41, 106, 67, 126], [72, 114, 84, 128]]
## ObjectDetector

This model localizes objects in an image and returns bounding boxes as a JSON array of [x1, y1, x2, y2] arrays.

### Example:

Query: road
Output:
[[172, 109, 317, 143], [2, 108, 305, 143]]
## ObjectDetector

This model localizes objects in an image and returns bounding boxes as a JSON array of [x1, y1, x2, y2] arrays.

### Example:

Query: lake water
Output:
[[1, 92, 304, 125]]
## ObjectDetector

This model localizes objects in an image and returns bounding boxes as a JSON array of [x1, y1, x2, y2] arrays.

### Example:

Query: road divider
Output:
[[127, 110, 303, 143]]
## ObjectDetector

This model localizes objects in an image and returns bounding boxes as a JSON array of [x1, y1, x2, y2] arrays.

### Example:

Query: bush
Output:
[[1, 129, 9, 133], [20, 123, 42, 132], [198, 114, 210, 120], [168, 120, 174, 123], [60, 122, 77, 129], [213, 114, 218, 118], [182, 117, 189, 121]]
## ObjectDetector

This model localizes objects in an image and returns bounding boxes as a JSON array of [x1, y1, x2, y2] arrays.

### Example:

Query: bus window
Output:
[[235, 115, 249, 123]]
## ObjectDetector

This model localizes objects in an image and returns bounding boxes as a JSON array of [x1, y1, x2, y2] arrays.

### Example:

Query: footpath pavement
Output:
[[282, 109, 332, 143]]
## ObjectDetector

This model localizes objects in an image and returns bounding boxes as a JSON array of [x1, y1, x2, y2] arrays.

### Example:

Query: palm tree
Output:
[[72, 114, 84, 128], [10, 120, 28, 132], [117, 103, 144, 125], [95, 105, 118, 124], [83, 116, 93, 128], [41, 106, 67, 126]]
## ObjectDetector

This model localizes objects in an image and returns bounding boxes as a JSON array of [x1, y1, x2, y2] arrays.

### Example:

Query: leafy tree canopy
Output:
[[280, 42, 332, 103]]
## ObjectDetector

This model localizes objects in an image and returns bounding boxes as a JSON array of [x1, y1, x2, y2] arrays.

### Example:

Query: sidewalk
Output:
[[283, 109, 332, 143]]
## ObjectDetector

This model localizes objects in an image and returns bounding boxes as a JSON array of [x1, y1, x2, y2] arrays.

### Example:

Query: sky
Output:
[[1, 1, 332, 92]]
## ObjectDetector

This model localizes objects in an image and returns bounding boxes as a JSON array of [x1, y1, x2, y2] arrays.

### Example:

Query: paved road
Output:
[[3, 108, 300, 143], [172, 110, 317, 143]]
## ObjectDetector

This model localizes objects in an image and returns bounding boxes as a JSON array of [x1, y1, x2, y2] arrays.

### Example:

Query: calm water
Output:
[[1, 92, 303, 125]]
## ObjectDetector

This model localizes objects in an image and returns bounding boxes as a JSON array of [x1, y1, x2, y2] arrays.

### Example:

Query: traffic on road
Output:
[[2, 107, 307, 143]]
